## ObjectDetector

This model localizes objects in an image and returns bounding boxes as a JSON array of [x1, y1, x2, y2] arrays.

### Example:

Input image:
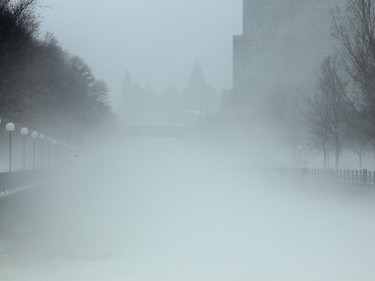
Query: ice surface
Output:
[[1, 138, 375, 280]]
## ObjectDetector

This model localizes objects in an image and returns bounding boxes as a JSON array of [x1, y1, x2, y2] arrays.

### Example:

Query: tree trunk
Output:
[[335, 146, 340, 170], [292, 146, 298, 167]]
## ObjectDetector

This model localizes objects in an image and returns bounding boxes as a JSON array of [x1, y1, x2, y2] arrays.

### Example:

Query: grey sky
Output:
[[39, 0, 242, 108]]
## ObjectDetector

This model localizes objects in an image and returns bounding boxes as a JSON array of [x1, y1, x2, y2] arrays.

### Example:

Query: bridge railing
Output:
[[266, 167, 375, 186]]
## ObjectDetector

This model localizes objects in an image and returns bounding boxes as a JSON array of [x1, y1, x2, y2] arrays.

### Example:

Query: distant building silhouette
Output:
[[233, 0, 343, 102], [118, 64, 218, 127], [119, 71, 158, 126], [183, 60, 217, 114]]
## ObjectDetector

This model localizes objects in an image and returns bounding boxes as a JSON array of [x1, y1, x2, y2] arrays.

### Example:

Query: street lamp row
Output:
[[1, 119, 73, 172]]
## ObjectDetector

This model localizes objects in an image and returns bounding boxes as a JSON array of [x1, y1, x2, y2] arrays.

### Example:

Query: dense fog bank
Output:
[[1, 137, 375, 280]]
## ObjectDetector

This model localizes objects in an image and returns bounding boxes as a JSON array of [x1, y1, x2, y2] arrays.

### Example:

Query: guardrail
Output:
[[266, 167, 375, 185], [0, 170, 51, 199]]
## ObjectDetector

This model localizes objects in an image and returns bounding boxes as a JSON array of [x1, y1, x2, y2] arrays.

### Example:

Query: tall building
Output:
[[233, 0, 342, 100]]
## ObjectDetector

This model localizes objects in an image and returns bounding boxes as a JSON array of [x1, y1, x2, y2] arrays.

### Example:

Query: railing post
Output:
[[302, 167, 307, 177], [362, 169, 368, 185], [369, 171, 372, 185]]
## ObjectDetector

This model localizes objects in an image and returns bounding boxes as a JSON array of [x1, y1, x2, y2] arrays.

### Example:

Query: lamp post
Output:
[[31, 131, 38, 170], [6, 123, 15, 172], [47, 137, 52, 168], [20, 127, 29, 171], [39, 134, 45, 169], [51, 139, 57, 168]]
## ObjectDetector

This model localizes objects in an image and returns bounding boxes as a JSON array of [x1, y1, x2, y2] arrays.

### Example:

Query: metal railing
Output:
[[0, 170, 52, 199], [266, 167, 375, 186]]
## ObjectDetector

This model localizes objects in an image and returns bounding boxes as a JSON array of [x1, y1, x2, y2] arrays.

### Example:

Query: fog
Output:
[[39, 0, 242, 105], [1, 137, 375, 280], [2, 0, 375, 280]]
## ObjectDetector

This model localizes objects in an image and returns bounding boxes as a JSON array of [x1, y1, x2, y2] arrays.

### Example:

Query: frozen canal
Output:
[[1, 138, 375, 281]]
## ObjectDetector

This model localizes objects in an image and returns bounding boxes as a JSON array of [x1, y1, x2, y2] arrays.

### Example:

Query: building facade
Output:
[[233, 0, 342, 99]]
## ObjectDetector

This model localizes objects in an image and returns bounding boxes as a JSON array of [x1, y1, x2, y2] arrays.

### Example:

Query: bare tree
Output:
[[305, 57, 347, 169], [264, 86, 306, 164], [332, 0, 375, 141], [0, 0, 113, 138], [346, 125, 371, 169], [305, 90, 331, 168]]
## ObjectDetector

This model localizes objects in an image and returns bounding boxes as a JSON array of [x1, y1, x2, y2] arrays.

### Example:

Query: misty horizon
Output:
[[39, 0, 243, 107]]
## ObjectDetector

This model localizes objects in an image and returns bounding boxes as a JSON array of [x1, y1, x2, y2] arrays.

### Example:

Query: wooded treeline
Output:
[[0, 0, 113, 139], [303, 0, 375, 169]]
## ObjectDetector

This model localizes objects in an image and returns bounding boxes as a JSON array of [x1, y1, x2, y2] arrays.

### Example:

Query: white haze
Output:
[[39, 0, 242, 105], [1, 137, 375, 280], [1, 1, 375, 280]]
